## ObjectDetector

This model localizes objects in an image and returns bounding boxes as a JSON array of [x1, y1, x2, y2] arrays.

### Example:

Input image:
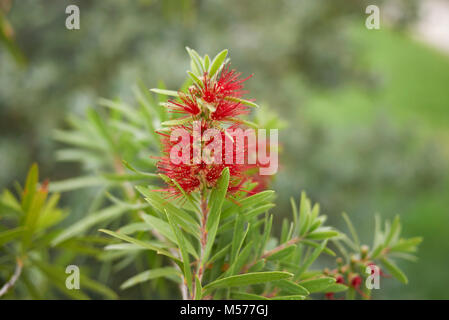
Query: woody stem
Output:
[[0, 257, 23, 297], [194, 191, 209, 299]]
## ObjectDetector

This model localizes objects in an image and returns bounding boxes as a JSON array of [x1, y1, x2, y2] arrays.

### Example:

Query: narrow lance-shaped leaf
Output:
[[139, 212, 198, 259], [299, 277, 336, 293], [120, 267, 180, 290], [208, 49, 228, 77], [21, 163, 39, 213], [51, 205, 128, 245], [224, 96, 259, 109], [150, 88, 179, 97], [275, 279, 310, 296], [342, 212, 360, 250], [203, 168, 229, 263], [203, 271, 293, 293], [165, 209, 193, 294], [0, 227, 26, 246], [295, 240, 328, 280], [380, 258, 408, 284], [98, 229, 182, 266]]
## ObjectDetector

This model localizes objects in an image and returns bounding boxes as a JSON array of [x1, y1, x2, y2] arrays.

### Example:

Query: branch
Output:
[[0, 258, 23, 297], [193, 193, 209, 299], [241, 236, 302, 273]]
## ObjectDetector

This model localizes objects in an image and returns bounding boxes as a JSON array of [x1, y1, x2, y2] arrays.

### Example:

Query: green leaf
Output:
[[160, 174, 199, 217], [203, 271, 293, 292], [194, 275, 202, 300], [299, 277, 336, 293], [122, 160, 157, 177], [271, 295, 306, 300], [224, 96, 259, 108], [165, 209, 193, 294], [298, 192, 311, 236], [267, 245, 296, 261], [307, 228, 339, 240], [137, 186, 200, 239], [389, 237, 423, 252], [161, 117, 193, 127], [208, 243, 231, 264], [86, 108, 115, 152], [230, 215, 248, 266], [99, 229, 181, 264], [385, 215, 401, 247], [342, 212, 360, 250], [257, 214, 273, 258], [22, 184, 48, 248], [117, 222, 152, 235], [228, 240, 254, 276], [53, 129, 103, 151], [51, 205, 128, 245], [32, 259, 90, 300], [79, 273, 118, 300], [98, 98, 142, 125], [221, 190, 275, 219], [290, 197, 298, 229], [203, 54, 210, 71], [139, 212, 198, 258], [186, 47, 205, 76], [21, 163, 39, 212], [0, 227, 25, 246], [380, 258, 408, 284], [301, 240, 336, 256], [187, 71, 204, 88], [208, 49, 228, 77], [295, 240, 328, 279], [0, 190, 22, 215], [275, 279, 309, 296], [203, 168, 229, 263], [324, 283, 348, 293], [121, 267, 180, 289], [150, 88, 179, 97], [232, 292, 269, 300], [49, 176, 107, 193]]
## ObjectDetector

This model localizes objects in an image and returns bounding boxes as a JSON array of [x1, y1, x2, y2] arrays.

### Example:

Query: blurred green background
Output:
[[1, 0, 448, 299]]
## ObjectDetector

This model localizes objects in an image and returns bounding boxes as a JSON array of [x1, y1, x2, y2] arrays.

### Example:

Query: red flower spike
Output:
[[199, 65, 251, 102], [166, 90, 201, 116], [156, 122, 259, 198], [325, 292, 335, 300], [215, 65, 252, 98], [169, 65, 253, 121], [336, 274, 345, 284], [350, 275, 362, 289], [155, 58, 269, 198]]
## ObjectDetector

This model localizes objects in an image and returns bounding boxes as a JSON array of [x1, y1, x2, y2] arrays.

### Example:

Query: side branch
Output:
[[241, 236, 302, 273], [0, 258, 23, 297]]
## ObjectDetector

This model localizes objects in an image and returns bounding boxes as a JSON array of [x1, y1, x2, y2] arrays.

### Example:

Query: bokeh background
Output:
[[1, 0, 448, 299]]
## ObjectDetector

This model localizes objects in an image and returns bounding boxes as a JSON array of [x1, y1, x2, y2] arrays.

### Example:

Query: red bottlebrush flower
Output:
[[335, 274, 345, 284], [215, 65, 251, 98], [201, 65, 252, 103], [167, 89, 201, 116], [325, 292, 335, 300], [248, 171, 271, 194], [366, 262, 389, 277], [350, 275, 362, 289], [210, 99, 249, 121], [155, 122, 258, 198], [165, 65, 253, 121]]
